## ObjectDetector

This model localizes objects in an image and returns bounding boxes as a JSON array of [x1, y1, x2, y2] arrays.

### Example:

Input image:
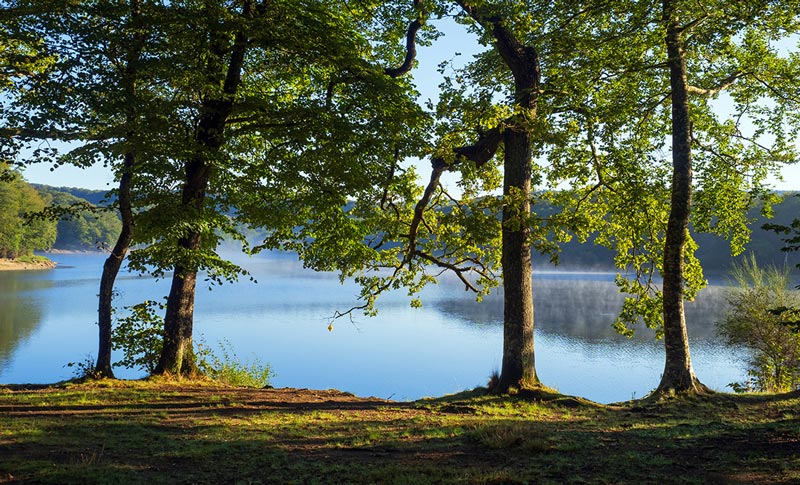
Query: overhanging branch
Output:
[[384, 0, 426, 78]]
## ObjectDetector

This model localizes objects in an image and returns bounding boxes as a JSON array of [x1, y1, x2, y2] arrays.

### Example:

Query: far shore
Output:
[[0, 257, 57, 271], [41, 248, 105, 255]]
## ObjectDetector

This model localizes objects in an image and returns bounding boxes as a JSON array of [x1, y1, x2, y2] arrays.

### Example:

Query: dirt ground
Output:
[[1, 382, 798, 483]]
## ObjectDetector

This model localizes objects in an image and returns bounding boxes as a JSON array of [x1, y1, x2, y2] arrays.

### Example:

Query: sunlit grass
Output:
[[0, 380, 797, 484]]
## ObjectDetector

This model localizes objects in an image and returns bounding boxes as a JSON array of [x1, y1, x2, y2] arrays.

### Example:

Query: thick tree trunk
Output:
[[157, 259, 200, 376], [95, 157, 134, 378], [657, 0, 707, 395], [456, 0, 541, 392], [155, 160, 208, 376], [154, 2, 250, 376], [489, 17, 541, 392], [497, 126, 537, 390]]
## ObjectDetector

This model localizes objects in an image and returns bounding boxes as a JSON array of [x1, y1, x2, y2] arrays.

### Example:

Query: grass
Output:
[[12, 254, 52, 264], [0, 379, 798, 484]]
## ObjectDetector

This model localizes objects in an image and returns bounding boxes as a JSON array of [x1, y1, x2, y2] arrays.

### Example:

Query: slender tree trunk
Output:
[[657, 0, 707, 395], [95, 0, 142, 378], [95, 157, 134, 377]]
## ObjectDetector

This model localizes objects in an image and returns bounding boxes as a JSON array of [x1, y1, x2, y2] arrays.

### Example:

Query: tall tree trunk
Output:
[[498, 126, 537, 390], [155, 1, 251, 376], [476, 7, 541, 391], [154, 160, 208, 376], [95, 156, 134, 377], [657, 0, 706, 395], [95, 0, 142, 378]]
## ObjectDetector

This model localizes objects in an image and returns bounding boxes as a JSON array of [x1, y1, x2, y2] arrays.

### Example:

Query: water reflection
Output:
[[432, 274, 730, 342], [0, 271, 52, 371], [0, 253, 745, 403]]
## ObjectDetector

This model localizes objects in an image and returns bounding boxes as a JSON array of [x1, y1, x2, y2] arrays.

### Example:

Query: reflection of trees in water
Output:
[[432, 276, 730, 343], [0, 274, 49, 371]]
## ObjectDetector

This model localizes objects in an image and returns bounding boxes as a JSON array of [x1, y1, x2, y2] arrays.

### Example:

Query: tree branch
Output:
[[414, 250, 480, 292], [0, 127, 93, 141], [686, 71, 741, 97], [384, 0, 426, 78]]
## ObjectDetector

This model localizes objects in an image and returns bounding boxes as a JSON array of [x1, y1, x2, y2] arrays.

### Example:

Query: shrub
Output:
[[65, 354, 102, 380], [719, 255, 800, 393], [112, 300, 165, 373], [197, 338, 274, 388]]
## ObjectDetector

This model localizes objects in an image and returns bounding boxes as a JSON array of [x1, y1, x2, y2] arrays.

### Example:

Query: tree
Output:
[[657, 0, 708, 394], [551, 0, 800, 396], [2, 0, 177, 378], [150, 0, 253, 375], [291, 0, 640, 393]]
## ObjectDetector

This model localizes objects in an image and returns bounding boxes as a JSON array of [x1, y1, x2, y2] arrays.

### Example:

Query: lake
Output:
[[0, 252, 746, 403]]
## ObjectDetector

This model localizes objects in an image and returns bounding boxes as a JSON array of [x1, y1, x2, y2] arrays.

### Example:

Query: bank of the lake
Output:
[[0, 379, 797, 484], [0, 256, 56, 271]]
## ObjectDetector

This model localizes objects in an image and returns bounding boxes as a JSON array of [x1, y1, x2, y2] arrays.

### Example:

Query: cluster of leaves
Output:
[[111, 299, 165, 374]]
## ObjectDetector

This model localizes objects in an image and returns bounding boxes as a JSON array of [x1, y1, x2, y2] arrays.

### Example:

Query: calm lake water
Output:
[[0, 252, 746, 403]]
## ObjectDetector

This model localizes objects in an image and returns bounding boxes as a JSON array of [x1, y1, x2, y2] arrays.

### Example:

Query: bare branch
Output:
[[686, 71, 741, 97], [384, 0, 426, 78], [414, 250, 480, 292]]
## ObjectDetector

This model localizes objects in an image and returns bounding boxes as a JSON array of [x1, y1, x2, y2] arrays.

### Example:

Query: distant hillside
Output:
[[32, 185, 112, 207], [35, 186, 121, 251], [533, 193, 800, 275]]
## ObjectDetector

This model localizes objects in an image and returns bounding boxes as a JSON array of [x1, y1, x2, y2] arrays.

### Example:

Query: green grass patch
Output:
[[0, 381, 797, 484]]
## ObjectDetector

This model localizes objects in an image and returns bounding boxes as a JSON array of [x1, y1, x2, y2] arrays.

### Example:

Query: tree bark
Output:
[[95, 155, 134, 378], [656, 0, 707, 395], [498, 126, 537, 390], [95, 0, 142, 378], [155, 1, 250, 376], [458, 1, 541, 391]]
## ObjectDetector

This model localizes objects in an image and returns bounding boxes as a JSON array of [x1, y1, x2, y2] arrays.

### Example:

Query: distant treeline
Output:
[[0, 174, 121, 257], [34, 185, 121, 251], [5, 178, 799, 272], [0, 172, 56, 258], [533, 193, 800, 275]]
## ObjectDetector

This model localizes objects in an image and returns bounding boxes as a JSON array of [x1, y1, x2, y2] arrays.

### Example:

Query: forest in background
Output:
[[0, 175, 120, 256], [1, 171, 796, 276]]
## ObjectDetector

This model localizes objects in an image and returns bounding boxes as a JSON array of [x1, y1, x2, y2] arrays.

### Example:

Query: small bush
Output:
[[112, 300, 165, 373], [197, 338, 274, 388], [65, 354, 101, 380], [719, 255, 800, 393]]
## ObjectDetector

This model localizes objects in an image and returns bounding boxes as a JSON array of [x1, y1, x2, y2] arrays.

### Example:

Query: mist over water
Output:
[[0, 252, 746, 403]]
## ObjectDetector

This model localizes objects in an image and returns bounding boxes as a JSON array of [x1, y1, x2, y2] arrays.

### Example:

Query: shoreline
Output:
[[0, 257, 57, 271]]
